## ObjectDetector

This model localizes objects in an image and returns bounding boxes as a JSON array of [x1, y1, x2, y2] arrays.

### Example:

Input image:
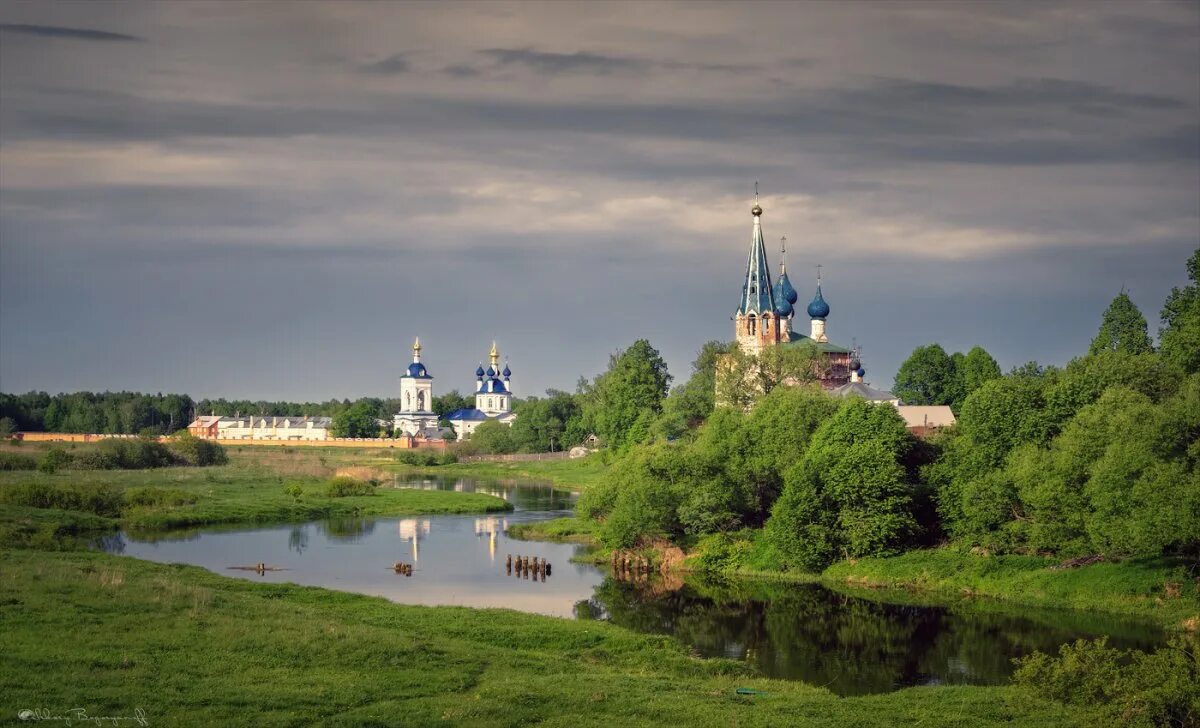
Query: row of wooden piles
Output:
[[507, 554, 552, 581]]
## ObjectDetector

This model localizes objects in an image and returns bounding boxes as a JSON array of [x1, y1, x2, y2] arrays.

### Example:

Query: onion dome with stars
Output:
[[773, 235, 798, 317], [476, 341, 510, 394]]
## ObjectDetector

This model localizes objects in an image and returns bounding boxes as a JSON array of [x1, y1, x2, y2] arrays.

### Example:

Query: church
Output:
[[393, 338, 441, 437], [729, 193, 863, 389], [445, 342, 518, 439]]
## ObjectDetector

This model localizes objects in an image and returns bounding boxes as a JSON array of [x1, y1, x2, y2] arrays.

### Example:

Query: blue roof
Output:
[[446, 408, 490, 421], [403, 362, 431, 379], [477, 378, 508, 394], [807, 285, 830, 319]]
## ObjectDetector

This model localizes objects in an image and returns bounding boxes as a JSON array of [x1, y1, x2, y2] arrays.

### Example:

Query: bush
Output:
[[395, 450, 458, 466], [284, 483, 303, 502], [38, 447, 74, 474], [123, 487, 198, 508], [0, 482, 124, 517], [71, 439, 176, 470], [0, 452, 37, 471], [325, 476, 376, 498], [1014, 637, 1199, 727], [169, 435, 229, 466]]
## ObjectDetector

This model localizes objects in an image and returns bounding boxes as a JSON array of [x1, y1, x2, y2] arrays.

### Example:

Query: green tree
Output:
[[432, 390, 472, 420], [1089, 291, 1153, 355], [331, 402, 380, 438], [1159, 248, 1200, 374], [0, 417, 15, 438], [767, 398, 917, 570], [468, 419, 516, 454], [583, 339, 671, 450], [509, 391, 583, 452], [893, 344, 957, 405], [715, 342, 823, 409], [959, 346, 1002, 401]]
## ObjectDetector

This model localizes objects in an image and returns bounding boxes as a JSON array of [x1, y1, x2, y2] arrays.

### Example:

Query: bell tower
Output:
[[734, 188, 784, 354]]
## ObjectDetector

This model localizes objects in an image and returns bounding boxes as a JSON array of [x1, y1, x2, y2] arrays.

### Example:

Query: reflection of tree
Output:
[[288, 525, 308, 555], [588, 574, 1164, 696], [95, 533, 126, 554], [320, 517, 376, 542]]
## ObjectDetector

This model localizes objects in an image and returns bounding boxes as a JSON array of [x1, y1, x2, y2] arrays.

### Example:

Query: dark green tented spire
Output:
[[738, 189, 776, 315]]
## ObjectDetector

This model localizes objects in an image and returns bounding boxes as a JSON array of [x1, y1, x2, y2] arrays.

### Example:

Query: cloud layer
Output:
[[0, 1, 1196, 400]]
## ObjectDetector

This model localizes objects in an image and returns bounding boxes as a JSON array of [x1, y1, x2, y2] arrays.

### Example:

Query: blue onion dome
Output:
[[775, 296, 793, 318], [475, 364, 485, 378], [807, 287, 830, 319], [849, 356, 861, 371], [407, 362, 428, 377], [502, 364, 511, 378], [856, 367, 866, 378], [486, 365, 496, 377], [777, 270, 798, 305]]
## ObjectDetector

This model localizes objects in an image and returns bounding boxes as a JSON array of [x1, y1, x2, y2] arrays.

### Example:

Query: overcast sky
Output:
[[1, 1, 1197, 401]]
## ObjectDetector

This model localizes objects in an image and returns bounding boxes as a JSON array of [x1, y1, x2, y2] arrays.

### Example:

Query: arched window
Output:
[[748, 315, 757, 335], [405, 392, 411, 408], [417, 391, 425, 410]]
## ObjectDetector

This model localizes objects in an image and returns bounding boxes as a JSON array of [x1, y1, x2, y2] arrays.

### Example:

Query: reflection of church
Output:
[[731, 193, 864, 388], [393, 338, 440, 436], [398, 518, 431, 562]]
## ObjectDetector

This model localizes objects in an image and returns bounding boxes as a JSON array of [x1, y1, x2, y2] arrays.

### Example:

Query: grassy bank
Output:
[[0, 548, 1084, 727], [0, 460, 510, 538], [391, 454, 607, 491], [508, 516, 598, 543], [823, 549, 1199, 631], [682, 531, 1198, 630]]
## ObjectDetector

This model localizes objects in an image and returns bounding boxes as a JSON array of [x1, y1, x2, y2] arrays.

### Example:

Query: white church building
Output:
[[446, 341, 518, 439], [393, 338, 440, 437]]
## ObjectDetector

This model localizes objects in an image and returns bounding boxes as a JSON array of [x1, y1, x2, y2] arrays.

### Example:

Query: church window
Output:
[[748, 315, 757, 335], [417, 392, 425, 410], [405, 392, 411, 408]]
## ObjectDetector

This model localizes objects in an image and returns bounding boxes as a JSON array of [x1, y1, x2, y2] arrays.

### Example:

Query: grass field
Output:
[[0, 449, 510, 543], [508, 516, 598, 543], [0, 549, 1088, 727], [391, 454, 608, 491]]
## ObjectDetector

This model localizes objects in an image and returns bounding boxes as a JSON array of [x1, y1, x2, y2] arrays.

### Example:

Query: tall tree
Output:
[[715, 342, 823, 409], [1159, 248, 1200, 374], [331, 402, 381, 438], [1089, 291, 1153, 355], [959, 346, 1002, 400], [893, 344, 957, 405], [583, 339, 671, 450]]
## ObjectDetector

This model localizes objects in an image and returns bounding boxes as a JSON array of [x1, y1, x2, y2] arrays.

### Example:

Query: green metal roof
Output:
[[782, 331, 852, 353]]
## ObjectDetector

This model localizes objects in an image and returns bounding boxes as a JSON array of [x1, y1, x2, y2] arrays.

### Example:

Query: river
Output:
[[103, 475, 1166, 695]]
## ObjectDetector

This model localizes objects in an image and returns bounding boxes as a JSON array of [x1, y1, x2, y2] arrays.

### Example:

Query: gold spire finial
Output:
[[413, 336, 421, 352], [751, 182, 763, 217], [489, 340, 499, 368]]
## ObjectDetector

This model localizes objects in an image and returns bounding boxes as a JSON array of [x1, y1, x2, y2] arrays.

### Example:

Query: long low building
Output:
[[187, 415, 333, 441]]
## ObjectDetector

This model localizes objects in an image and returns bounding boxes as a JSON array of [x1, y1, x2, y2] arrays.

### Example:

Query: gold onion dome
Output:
[[751, 202, 763, 217]]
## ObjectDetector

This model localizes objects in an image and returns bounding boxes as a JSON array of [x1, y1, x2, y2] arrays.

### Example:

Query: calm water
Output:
[[105, 476, 1167, 695]]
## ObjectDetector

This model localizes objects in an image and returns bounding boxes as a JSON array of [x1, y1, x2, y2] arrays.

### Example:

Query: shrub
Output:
[[38, 447, 74, 474], [284, 483, 304, 502], [395, 450, 457, 466], [123, 487, 198, 508], [71, 439, 176, 470], [325, 476, 375, 498], [169, 435, 229, 466], [0, 452, 37, 471], [0, 482, 124, 517], [1014, 637, 1199, 727]]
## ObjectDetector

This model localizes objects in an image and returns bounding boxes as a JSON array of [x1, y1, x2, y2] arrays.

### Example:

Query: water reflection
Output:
[[104, 475, 1169, 695], [578, 575, 1167, 696]]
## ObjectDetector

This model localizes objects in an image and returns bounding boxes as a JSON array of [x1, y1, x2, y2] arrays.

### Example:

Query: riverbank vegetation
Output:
[[571, 251, 1200, 635], [0, 549, 1089, 726], [392, 453, 608, 491], [0, 450, 510, 546]]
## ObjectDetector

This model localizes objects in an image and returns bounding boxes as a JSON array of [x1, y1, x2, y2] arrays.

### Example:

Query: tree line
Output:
[[576, 248, 1200, 570]]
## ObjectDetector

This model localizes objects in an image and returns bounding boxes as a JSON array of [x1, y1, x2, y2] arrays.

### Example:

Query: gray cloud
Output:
[[480, 47, 651, 75], [359, 53, 410, 74], [0, 1, 1195, 400], [0, 22, 141, 42]]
